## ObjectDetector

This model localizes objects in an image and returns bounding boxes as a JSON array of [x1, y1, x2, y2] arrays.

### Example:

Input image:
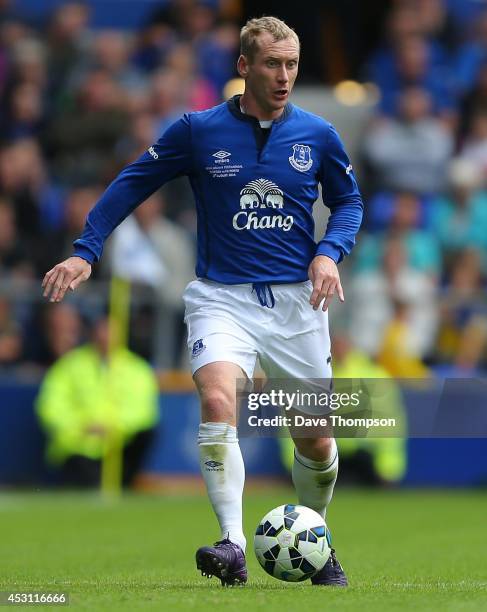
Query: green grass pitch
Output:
[[0, 488, 485, 611]]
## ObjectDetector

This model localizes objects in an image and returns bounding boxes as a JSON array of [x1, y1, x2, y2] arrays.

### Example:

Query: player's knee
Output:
[[201, 389, 235, 423], [295, 437, 335, 462]]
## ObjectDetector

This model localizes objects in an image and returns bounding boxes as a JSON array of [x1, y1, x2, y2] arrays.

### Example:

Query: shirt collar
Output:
[[227, 94, 293, 124]]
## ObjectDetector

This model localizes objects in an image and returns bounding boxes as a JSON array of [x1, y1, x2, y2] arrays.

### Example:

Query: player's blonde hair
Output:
[[240, 16, 300, 62]]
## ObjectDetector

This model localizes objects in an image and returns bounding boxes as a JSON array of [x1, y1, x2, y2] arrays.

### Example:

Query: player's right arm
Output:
[[42, 256, 92, 302], [42, 115, 193, 302]]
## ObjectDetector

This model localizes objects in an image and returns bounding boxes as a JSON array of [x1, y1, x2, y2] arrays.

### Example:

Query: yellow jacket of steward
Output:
[[36, 345, 159, 463]]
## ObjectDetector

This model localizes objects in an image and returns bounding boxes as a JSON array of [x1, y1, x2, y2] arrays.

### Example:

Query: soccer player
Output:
[[42, 16, 363, 587]]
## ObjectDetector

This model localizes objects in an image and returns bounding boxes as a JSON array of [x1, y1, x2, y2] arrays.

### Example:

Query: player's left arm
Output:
[[309, 124, 363, 311]]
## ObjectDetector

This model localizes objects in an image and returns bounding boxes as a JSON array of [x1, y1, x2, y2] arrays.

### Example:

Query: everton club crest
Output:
[[192, 338, 206, 358], [289, 144, 313, 172]]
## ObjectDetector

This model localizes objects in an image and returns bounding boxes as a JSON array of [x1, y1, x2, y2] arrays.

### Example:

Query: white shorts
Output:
[[183, 279, 332, 381]]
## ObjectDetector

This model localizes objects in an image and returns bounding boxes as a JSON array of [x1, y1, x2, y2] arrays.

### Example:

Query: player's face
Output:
[[239, 33, 299, 119]]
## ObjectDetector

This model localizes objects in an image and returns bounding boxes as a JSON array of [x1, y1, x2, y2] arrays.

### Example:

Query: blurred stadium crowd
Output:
[[0, 0, 486, 377]]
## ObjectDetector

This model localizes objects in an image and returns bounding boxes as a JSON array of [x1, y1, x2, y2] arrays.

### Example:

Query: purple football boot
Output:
[[196, 538, 248, 587], [311, 548, 348, 587]]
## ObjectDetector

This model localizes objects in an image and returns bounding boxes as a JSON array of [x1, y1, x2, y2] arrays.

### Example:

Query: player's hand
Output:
[[308, 255, 344, 311], [42, 256, 92, 303]]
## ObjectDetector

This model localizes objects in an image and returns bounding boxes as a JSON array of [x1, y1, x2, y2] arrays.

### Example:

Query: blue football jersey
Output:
[[73, 96, 363, 284]]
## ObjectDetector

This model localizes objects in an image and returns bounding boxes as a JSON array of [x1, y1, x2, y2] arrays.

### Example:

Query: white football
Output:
[[254, 504, 331, 582]]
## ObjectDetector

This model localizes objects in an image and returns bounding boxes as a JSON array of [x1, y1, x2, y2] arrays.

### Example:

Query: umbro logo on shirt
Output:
[[212, 150, 231, 162], [148, 146, 159, 160], [205, 151, 242, 177]]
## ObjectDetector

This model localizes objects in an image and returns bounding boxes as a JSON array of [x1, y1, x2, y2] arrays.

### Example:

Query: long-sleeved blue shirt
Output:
[[74, 96, 363, 284]]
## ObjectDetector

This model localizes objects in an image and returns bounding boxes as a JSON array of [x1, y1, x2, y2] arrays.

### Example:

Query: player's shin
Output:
[[198, 422, 246, 551], [292, 438, 338, 519]]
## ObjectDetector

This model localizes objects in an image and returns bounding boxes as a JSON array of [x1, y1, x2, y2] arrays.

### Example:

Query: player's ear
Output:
[[237, 55, 249, 78]]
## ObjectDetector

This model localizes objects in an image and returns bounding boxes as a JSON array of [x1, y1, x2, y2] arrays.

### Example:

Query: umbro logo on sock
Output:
[[205, 460, 224, 469]]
